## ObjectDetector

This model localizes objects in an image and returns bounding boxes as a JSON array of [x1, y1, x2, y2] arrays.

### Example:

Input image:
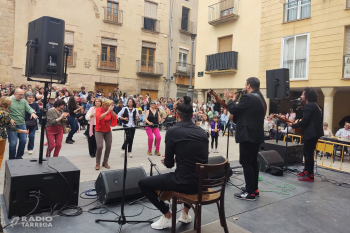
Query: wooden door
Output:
[[141, 47, 155, 73], [95, 83, 118, 98], [101, 45, 116, 69], [218, 35, 233, 53], [107, 1, 118, 22], [66, 45, 73, 65], [140, 89, 158, 101]]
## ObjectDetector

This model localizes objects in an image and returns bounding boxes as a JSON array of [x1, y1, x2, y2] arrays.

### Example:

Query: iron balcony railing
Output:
[[103, 7, 123, 25], [179, 18, 194, 34], [97, 55, 120, 71], [136, 60, 163, 76], [208, 0, 239, 25], [176, 62, 195, 76], [205, 51, 238, 71], [142, 17, 160, 33], [283, 0, 311, 23]]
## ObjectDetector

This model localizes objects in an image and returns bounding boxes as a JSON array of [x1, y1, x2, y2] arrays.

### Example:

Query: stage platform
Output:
[[1, 161, 350, 233]]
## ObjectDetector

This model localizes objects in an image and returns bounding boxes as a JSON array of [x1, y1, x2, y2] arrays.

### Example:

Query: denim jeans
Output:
[[67, 116, 78, 140], [27, 126, 37, 151], [7, 124, 27, 160]]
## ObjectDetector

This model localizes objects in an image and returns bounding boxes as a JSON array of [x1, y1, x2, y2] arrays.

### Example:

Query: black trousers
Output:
[[303, 137, 318, 175], [239, 142, 260, 194], [138, 173, 192, 215], [211, 134, 218, 149], [122, 126, 136, 152], [87, 125, 97, 156]]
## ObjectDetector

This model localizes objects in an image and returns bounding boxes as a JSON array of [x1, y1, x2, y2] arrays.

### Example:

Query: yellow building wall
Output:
[[195, 0, 262, 90], [259, 0, 350, 89]]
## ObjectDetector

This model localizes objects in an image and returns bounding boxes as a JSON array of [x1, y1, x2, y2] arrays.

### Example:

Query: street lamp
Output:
[[187, 33, 197, 103]]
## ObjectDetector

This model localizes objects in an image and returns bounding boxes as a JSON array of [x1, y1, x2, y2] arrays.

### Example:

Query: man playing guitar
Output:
[[138, 96, 209, 230]]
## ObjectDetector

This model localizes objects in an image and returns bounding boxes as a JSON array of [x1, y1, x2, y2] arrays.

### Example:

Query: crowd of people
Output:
[[0, 83, 238, 170]]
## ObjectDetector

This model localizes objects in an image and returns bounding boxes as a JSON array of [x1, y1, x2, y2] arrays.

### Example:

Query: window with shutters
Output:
[[107, 1, 119, 22], [141, 47, 155, 72], [64, 32, 75, 66], [218, 35, 232, 53], [343, 27, 350, 79], [281, 33, 309, 80], [283, 0, 311, 23], [143, 1, 159, 32], [178, 49, 188, 72], [98, 38, 119, 70]]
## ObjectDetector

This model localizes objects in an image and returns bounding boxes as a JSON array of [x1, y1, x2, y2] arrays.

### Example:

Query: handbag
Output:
[[25, 118, 37, 130]]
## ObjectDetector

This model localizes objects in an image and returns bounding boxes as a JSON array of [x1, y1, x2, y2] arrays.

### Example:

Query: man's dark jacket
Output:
[[228, 90, 266, 144]]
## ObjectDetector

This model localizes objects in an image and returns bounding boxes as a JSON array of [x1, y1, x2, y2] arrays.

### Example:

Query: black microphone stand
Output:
[[222, 120, 233, 160], [95, 124, 159, 232]]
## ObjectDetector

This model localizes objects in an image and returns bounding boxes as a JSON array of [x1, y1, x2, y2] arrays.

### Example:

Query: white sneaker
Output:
[[28, 150, 33, 155], [120, 150, 125, 157], [128, 152, 133, 158], [151, 215, 172, 229], [215, 148, 218, 153], [177, 209, 192, 224]]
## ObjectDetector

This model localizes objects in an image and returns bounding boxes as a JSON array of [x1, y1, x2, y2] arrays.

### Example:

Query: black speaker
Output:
[[260, 140, 304, 165], [3, 157, 80, 219], [25, 16, 65, 82], [266, 68, 290, 99], [258, 150, 285, 172], [95, 167, 147, 205]]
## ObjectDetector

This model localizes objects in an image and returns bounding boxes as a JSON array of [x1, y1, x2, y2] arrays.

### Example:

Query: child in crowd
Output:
[[209, 116, 220, 153]]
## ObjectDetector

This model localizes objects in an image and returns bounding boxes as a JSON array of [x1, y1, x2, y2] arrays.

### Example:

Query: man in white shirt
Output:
[[200, 101, 206, 110], [335, 122, 350, 138]]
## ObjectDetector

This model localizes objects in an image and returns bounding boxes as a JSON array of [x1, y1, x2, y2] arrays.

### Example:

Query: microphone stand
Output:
[[222, 120, 232, 160], [95, 124, 159, 232]]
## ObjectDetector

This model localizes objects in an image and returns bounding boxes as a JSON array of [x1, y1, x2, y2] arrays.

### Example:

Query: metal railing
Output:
[[208, 0, 239, 25], [176, 62, 195, 76], [343, 54, 350, 79], [205, 51, 238, 71], [283, 0, 311, 23], [179, 18, 194, 34], [142, 17, 160, 33], [103, 7, 123, 25], [65, 51, 77, 67], [136, 60, 163, 76], [97, 55, 120, 71]]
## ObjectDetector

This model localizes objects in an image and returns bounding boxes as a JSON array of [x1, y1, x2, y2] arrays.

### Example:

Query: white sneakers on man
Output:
[[177, 209, 192, 223], [151, 215, 172, 229]]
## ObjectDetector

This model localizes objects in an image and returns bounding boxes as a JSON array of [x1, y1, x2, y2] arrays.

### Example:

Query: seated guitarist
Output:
[[138, 96, 209, 230]]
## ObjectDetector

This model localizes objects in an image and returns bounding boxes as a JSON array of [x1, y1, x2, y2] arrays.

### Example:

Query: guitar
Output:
[[272, 114, 302, 136], [208, 89, 237, 123]]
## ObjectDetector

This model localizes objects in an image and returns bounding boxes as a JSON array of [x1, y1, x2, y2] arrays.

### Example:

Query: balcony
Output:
[[142, 17, 160, 33], [136, 60, 163, 77], [205, 51, 238, 74], [175, 62, 195, 77], [103, 7, 123, 25], [283, 0, 311, 23], [179, 18, 194, 35], [97, 55, 120, 72], [208, 0, 239, 25]]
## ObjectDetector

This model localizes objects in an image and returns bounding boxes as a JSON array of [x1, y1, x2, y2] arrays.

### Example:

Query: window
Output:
[[218, 35, 233, 53], [107, 1, 119, 22], [141, 46, 155, 72], [144, 1, 158, 31], [64, 31, 74, 66], [281, 33, 309, 80], [181, 7, 190, 31], [343, 27, 350, 79], [100, 38, 118, 69], [178, 48, 188, 72], [220, 0, 235, 18], [285, 0, 310, 22]]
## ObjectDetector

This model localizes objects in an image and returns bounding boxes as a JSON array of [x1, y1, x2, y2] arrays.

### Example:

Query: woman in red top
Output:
[[95, 99, 117, 170]]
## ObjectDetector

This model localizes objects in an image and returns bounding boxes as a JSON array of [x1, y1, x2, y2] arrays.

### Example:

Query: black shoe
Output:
[[90, 154, 96, 158], [241, 187, 259, 197], [66, 139, 74, 144], [234, 191, 256, 201]]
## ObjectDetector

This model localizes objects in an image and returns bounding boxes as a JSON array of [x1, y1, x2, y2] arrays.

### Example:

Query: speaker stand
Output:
[[95, 125, 155, 232]]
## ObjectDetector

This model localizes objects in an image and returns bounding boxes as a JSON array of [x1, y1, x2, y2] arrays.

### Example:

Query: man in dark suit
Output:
[[289, 87, 323, 182], [224, 77, 266, 201]]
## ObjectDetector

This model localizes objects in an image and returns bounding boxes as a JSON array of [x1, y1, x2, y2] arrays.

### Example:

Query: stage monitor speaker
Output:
[[3, 157, 80, 219], [25, 16, 65, 82], [266, 68, 290, 99], [258, 150, 285, 172], [95, 167, 147, 205], [260, 140, 304, 165]]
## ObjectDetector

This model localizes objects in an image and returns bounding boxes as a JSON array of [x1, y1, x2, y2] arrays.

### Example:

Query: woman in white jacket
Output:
[[85, 98, 102, 158]]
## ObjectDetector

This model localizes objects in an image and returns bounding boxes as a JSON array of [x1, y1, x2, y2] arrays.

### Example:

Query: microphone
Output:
[[289, 98, 300, 102]]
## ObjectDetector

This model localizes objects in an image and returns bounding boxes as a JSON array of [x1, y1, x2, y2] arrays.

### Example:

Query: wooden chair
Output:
[[171, 160, 230, 233]]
